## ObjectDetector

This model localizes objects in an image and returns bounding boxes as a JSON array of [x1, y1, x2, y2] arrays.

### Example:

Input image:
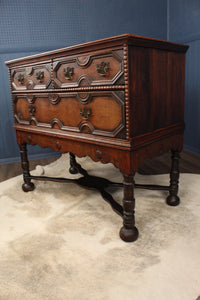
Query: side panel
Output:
[[129, 46, 186, 137]]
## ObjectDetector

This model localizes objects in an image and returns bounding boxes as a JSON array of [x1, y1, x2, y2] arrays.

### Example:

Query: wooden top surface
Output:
[[5, 33, 189, 67]]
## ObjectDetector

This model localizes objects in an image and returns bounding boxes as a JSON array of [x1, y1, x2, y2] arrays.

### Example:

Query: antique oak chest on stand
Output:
[[6, 34, 188, 242]]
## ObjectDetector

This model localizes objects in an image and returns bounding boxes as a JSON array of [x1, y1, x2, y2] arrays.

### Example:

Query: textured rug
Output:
[[0, 154, 199, 300]]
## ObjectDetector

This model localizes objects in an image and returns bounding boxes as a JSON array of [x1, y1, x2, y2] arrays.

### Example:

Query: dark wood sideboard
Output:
[[5, 34, 189, 242]]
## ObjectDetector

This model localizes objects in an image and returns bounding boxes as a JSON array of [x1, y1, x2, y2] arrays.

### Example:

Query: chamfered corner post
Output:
[[120, 174, 139, 242], [19, 143, 35, 192], [166, 150, 180, 206], [69, 152, 79, 174]]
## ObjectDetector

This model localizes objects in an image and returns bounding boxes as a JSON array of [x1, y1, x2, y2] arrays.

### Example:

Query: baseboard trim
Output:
[[0, 152, 61, 165]]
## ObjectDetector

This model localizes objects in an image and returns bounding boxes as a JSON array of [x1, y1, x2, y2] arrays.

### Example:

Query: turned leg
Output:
[[69, 152, 78, 174], [166, 150, 180, 206], [120, 174, 139, 242], [19, 143, 35, 192]]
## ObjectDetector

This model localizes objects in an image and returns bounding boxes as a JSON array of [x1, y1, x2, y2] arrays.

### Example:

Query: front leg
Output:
[[69, 152, 79, 174], [166, 150, 180, 206], [120, 174, 139, 242], [19, 143, 35, 192]]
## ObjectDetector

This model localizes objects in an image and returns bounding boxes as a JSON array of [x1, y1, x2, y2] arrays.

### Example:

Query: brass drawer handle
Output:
[[80, 107, 91, 120], [29, 105, 36, 116], [63, 67, 74, 80], [17, 73, 24, 84], [36, 70, 44, 82], [96, 61, 110, 76]]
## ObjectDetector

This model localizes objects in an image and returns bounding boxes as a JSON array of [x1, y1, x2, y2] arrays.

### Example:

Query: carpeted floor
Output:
[[0, 154, 199, 300]]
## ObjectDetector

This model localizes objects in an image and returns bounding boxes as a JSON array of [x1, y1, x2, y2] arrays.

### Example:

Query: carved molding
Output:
[[17, 130, 183, 175], [12, 85, 125, 93], [16, 130, 122, 171], [49, 93, 60, 105], [76, 92, 92, 104], [77, 74, 92, 87], [123, 43, 130, 140], [29, 117, 39, 126], [76, 55, 91, 67], [79, 121, 94, 134], [50, 118, 64, 129], [27, 95, 36, 104], [26, 80, 35, 90]]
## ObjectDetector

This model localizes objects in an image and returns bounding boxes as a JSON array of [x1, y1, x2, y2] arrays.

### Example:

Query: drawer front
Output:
[[53, 49, 124, 88], [11, 63, 51, 90], [13, 91, 125, 139]]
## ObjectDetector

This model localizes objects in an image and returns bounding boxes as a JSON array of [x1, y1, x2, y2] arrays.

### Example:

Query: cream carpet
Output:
[[0, 154, 199, 300]]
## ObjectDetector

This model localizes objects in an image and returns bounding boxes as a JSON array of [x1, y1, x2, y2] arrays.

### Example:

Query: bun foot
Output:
[[166, 195, 180, 206], [120, 226, 139, 242], [22, 182, 35, 192], [69, 166, 78, 174]]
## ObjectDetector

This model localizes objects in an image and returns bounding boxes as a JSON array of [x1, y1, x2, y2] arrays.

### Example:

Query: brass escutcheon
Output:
[[63, 67, 74, 80], [36, 70, 44, 82], [17, 73, 24, 84], [29, 105, 36, 116], [80, 107, 91, 120], [96, 61, 110, 76]]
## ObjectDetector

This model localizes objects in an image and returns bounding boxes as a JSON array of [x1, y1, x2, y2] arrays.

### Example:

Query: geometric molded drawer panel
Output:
[[11, 63, 51, 90], [13, 91, 125, 138], [53, 49, 124, 88]]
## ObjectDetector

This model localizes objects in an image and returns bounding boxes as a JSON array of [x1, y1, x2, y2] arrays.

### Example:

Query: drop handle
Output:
[[63, 67, 74, 80], [29, 105, 36, 116], [80, 107, 91, 120], [96, 61, 110, 76], [36, 70, 44, 82], [17, 73, 24, 84]]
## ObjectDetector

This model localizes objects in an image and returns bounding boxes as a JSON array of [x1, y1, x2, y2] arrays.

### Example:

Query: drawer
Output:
[[53, 49, 124, 88], [13, 91, 125, 139], [11, 63, 51, 91]]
